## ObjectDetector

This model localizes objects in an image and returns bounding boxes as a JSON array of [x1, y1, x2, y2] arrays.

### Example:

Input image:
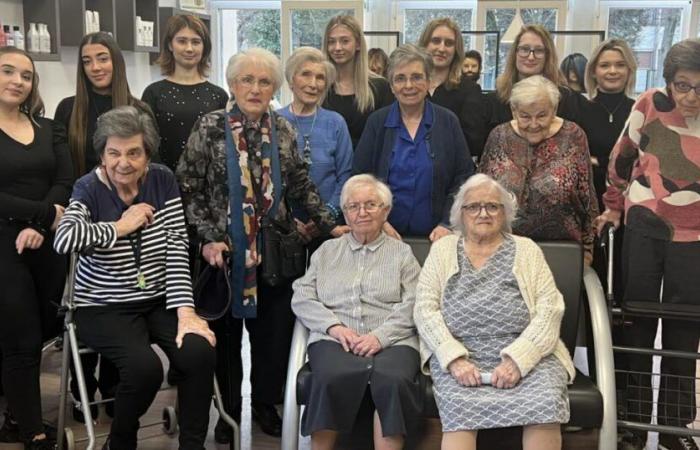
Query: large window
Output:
[[399, 1, 475, 47], [290, 8, 353, 49], [601, 1, 691, 92]]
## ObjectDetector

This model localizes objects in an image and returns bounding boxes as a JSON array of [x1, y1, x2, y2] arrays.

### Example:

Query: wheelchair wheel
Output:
[[63, 427, 75, 450], [162, 406, 178, 435]]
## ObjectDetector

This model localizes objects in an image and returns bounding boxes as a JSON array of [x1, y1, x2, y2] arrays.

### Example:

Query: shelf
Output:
[[22, 0, 61, 61], [115, 0, 160, 53], [60, 0, 118, 46], [150, 7, 212, 64]]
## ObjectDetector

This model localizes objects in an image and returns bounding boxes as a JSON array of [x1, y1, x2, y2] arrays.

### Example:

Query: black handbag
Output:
[[260, 216, 307, 286], [192, 249, 232, 321]]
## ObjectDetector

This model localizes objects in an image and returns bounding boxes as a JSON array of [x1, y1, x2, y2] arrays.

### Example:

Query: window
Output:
[[290, 8, 354, 50], [601, 1, 691, 92], [402, 9, 473, 46]]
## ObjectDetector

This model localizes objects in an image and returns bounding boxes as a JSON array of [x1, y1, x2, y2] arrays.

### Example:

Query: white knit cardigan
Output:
[[414, 233, 576, 382]]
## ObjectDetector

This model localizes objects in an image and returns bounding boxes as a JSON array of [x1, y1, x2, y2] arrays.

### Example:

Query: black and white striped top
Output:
[[54, 164, 194, 309]]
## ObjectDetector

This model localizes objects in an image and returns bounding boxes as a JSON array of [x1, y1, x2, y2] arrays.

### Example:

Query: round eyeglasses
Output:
[[461, 202, 504, 216]]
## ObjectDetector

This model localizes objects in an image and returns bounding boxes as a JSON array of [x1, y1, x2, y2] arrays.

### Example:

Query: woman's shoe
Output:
[[659, 434, 700, 450], [0, 412, 20, 443], [24, 436, 56, 450]]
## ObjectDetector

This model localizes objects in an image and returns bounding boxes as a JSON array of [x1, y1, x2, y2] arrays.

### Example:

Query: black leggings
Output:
[[0, 225, 65, 440], [74, 299, 216, 450]]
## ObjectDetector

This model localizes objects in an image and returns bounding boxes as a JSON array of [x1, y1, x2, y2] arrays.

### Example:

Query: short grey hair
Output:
[[226, 47, 284, 93], [340, 174, 393, 211], [509, 75, 561, 110], [93, 105, 159, 159], [387, 44, 434, 86], [449, 174, 518, 235], [285, 46, 336, 103], [663, 38, 700, 85]]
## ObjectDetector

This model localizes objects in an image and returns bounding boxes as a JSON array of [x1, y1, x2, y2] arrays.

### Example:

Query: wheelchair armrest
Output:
[[282, 319, 310, 450], [582, 266, 617, 450]]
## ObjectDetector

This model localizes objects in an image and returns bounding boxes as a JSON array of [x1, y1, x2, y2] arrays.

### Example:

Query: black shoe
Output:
[[251, 402, 281, 437], [659, 434, 700, 450], [214, 407, 241, 445], [0, 412, 20, 443], [72, 402, 99, 424], [102, 437, 110, 450], [24, 436, 56, 450], [618, 430, 645, 450]]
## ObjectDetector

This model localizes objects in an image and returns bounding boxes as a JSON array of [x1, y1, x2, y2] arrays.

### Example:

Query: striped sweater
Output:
[[54, 164, 194, 309]]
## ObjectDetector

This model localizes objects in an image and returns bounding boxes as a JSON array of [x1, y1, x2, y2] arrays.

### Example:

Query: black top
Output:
[[0, 116, 73, 231], [483, 86, 587, 139], [54, 92, 112, 173], [429, 76, 485, 159], [142, 79, 228, 170], [578, 90, 635, 205], [323, 76, 395, 148]]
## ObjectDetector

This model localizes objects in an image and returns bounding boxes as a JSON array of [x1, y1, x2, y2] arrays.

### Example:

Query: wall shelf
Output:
[[22, 0, 61, 61], [115, 0, 160, 52], [60, 0, 118, 46]]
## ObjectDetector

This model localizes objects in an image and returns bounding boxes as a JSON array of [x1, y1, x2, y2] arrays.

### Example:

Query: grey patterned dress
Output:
[[430, 236, 570, 431]]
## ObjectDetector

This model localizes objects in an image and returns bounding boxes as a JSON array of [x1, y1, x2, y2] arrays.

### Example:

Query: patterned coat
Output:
[[176, 109, 336, 245]]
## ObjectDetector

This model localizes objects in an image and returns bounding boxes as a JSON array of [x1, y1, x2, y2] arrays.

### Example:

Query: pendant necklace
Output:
[[597, 96, 626, 124], [290, 103, 318, 165]]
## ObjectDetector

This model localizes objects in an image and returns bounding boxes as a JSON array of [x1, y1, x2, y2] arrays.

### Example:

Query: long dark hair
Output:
[[0, 46, 44, 119], [68, 32, 140, 175]]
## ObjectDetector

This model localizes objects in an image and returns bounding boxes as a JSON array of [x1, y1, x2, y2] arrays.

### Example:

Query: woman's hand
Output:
[[202, 242, 229, 268], [448, 357, 481, 387], [382, 222, 401, 240], [429, 225, 452, 242], [351, 334, 382, 357], [176, 307, 216, 348], [51, 204, 65, 231], [114, 203, 155, 237], [295, 219, 314, 243], [327, 324, 359, 352], [593, 209, 622, 236], [583, 250, 593, 267], [491, 355, 521, 389], [330, 225, 350, 237], [590, 156, 599, 167], [15, 228, 44, 254]]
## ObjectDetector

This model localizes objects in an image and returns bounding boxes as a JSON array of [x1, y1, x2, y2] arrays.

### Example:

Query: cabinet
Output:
[[115, 0, 160, 52], [23, 0, 61, 61], [59, 0, 118, 46], [149, 7, 212, 64]]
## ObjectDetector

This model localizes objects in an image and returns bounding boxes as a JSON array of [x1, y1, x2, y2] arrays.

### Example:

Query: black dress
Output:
[[429, 76, 486, 160], [323, 76, 394, 148], [141, 79, 228, 171]]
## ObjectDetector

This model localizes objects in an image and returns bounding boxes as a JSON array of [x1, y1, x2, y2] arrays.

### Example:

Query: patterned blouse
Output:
[[480, 121, 599, 256]]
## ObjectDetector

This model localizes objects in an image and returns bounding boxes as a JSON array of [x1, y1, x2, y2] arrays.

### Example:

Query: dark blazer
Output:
[[353, 101, 475, 228]]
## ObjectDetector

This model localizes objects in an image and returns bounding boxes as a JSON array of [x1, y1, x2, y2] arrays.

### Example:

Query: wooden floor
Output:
[[0, 333, 698, 450]]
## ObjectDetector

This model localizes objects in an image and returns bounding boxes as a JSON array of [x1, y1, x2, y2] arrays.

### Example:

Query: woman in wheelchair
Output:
[[291, 174, 422, 450], [54, 106, 216, 450], [414, 174, 575, 450]]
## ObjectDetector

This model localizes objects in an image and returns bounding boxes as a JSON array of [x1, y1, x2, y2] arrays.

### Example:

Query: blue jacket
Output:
[[353, 101, 474, 228]]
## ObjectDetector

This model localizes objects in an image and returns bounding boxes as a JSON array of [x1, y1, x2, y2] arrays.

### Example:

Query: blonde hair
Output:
[[323, 15, 377, 114], [585, 39, 637, 99], [284, 47, 336, 104], [417, 17, 465, 90], [496, 24, 566, 102]]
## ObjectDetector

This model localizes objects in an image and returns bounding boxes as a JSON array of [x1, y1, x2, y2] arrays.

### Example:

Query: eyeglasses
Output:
[[236, 75, 274, 90], [343, 201, 384, 214], [429, 36, 456, 48], [516, 46, 546, 59], [672, 81, 700, 96], [461, 202, 504, 216], [392, 73, 426, 86]]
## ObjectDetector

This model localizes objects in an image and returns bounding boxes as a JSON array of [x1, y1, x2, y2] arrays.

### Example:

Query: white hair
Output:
[[340, 174, 393, 210], [449, 174, 518, 235], [284, 46, 336, 104], [509, 75, 561, 110], [226, 47, 284, 93]]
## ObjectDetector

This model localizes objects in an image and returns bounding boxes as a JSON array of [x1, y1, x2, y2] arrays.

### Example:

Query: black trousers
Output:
[[0, 225, 65, 440], [74, 299, 216, 450], [617, 228, 700, 428], [210, 279, 295, 416]]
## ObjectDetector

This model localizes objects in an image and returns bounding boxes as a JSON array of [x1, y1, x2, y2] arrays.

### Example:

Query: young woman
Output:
[[53, 31, 148, 422], [322, 15, 394, 148], [0, 46, 72, 449], [142, 14, 227, 171], [418, 17, 485, 160]]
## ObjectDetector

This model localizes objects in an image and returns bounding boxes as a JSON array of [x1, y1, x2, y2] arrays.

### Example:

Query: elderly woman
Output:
[[292, 174, 421, 450], [54, 105, 216, 450], [418, 18, 485, 159], [278, 47, 353, 244], [354, 44, 474, 242], [480, 75, 598, 264], [594, 39, 700, 450], [176, 47, 344, 440], [414, 174, 575, 450]]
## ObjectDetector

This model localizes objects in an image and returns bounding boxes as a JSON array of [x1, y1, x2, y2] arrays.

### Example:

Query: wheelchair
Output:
[[55, 252, 240, 450], [281, 237, 617, 450]]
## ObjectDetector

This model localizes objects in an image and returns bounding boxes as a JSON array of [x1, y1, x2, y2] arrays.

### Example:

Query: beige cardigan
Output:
[[414, 234, 575, 382]]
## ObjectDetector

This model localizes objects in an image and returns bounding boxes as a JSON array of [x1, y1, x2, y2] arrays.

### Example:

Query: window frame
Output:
[[397, 0, 477, 44]]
